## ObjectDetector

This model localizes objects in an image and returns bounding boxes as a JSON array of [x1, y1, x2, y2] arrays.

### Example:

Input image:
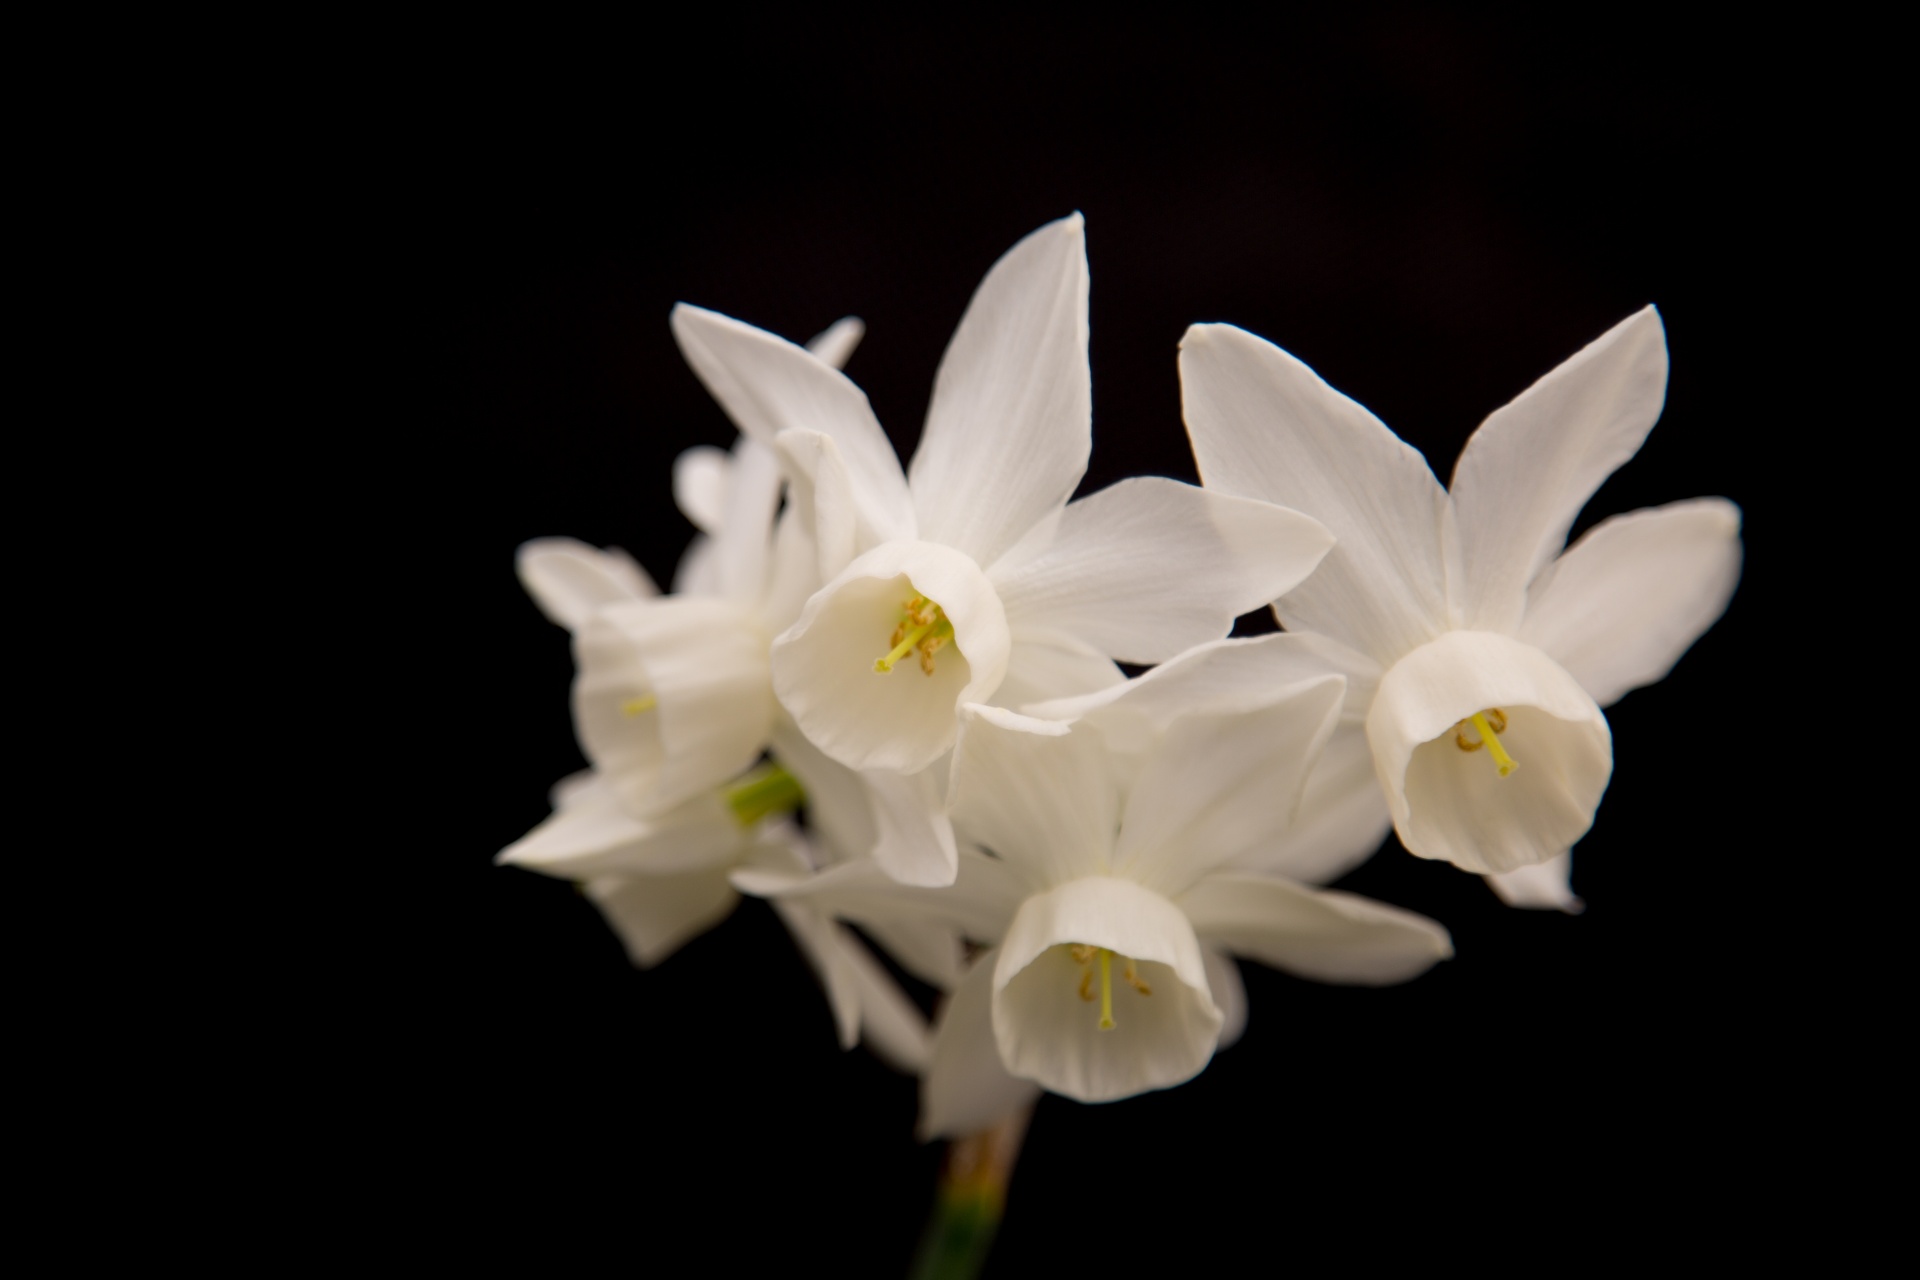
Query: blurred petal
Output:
[[993, 477, 1333, 664], [773, 896, 863, 1050], [1519, 498, 1742, 708], [1180, 873, 1452, 985], [1181, 322, 1452, 662], [673, 445, 730, 536], [1204, 948, 1248, 1049], [862, 915, 965, 992], [805, 316, 865, 370], [1486, 850, 1584, 914], [517, 538, 657, 631], [583, 868, 739, 969], [711, 437, 783, 605], [911, 214, 1091, 568], [1450, 307, 1669, 632], [498, 780, 747, 878], [844, 925, 934, 1072], [867, 766, 959, 888], [775, 429, 859, 583], [921, 956, 1042, 1140]]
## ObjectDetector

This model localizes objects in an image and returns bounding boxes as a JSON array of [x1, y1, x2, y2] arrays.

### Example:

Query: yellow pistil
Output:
[[1097, 948, 1115, 1031], [621, 694, 658, 716], [872, 594, 954, 675], [722, 762, 806, 827], [1455, 708, 1518, 777]]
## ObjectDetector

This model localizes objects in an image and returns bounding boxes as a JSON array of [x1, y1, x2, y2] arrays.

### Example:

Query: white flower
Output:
[[741, 645, 1451, 1134], [670, 215, 1334, 886], [1180, 307, 1742, 876]]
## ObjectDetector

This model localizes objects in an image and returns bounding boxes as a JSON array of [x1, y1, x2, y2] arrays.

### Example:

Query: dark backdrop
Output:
[[358, 13, 1808, 1270]]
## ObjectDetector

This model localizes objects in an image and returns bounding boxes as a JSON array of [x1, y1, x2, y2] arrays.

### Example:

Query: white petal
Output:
[[1114, 676, 1346, 897], [497, 780, 748, 878], [843, 926, 934, 1072], [1518, 498, 1742, 708], [1226, 725, 1393, 886], [1486, 850, 1584, 914], [1450, 307, 1670, 633], [769, 716, 876, 864], [949, 704, 1113, 889], [1367, 630, 1612, 875], [866, 766, 959, 888], [671, 304, 915, 544], [920, 955, 1042, 1140], [574, 598, 774, 815], [672, 445, 730, 536], [995, 628, 1125, 712], [772, 897, 862, 1049], [991, 477, 1334, 664], [733, 847, 1020, 947], [711, 436, 783, 606], [804, 316, 865, 370], [1180, 872, 1452, 985], [771, 541, 1010, 774], [909, 214, 1091, 568], [774, 429, 859, 584], [516, 538, 657, 631], [1204, 948, 1248, 1049], [993, 876, 1221, 1103], [582, 868, 739, 968], [861, 916, 965, 992], [1180, 323, 1452, 662], [671, 533, 722, 597]]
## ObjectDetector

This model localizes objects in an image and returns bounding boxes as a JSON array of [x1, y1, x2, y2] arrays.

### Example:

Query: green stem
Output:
[[909, 1106, 1032, 1280]]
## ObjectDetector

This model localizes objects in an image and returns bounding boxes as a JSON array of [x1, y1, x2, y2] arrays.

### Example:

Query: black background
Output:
[[359, 13, 1815, 1271]]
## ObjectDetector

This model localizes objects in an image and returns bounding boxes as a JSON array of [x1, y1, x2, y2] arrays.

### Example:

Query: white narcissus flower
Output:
[[496, 324, 939, 1070], [740, 649, 1451, 1136], [1181, 307, 1742, 877], [670, 215, 1335, 885]]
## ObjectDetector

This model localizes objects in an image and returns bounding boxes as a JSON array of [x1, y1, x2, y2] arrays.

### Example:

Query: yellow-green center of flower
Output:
[[1455, 707, 1518, 777], [873, 594, 954, 676], [722, 762, 806, 827], [1070, 943, 1151, 1030]]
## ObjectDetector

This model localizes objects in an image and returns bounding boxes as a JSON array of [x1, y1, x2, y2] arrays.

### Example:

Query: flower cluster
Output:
[[500, 214, 1742, 1136]]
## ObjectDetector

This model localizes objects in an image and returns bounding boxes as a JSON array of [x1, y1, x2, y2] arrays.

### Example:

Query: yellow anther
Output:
[[873, 595, 953, 674], [1455, 709, 1518, 777], [621, 694, 658, 716], [1123, 957, 1151, 996], [1098, 948, 1115, 1031]]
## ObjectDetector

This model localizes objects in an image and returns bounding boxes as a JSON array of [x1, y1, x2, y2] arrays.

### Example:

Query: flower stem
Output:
[[909, 1105, 1033, 1280]]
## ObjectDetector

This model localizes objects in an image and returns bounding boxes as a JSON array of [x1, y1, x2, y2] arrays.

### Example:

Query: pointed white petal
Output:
[[993, 876, 1221, 1104], [991, 477, 1334, 663], [1451, 307, 1670, 632], [950, 704, 1114, 889], [921, 955, 1042, 1140], [774, 429, 859, 584], [671, 304, 914, 543], [771, 541, 1010, 774], [867, 766, 960, 888], [574, 598, 774, 815], [1518, 498, 1742, 707], [1486, 849, 1584, 913], [711, 437, 783, 606], [517, 538, 657, 631], [1204, 948, 1248, 1049], [910, 214, 1091, 567], [673, 445, 730, 536], [1180, 323, 1453, 662], [994, 628, 1125, 712], [498, 781, 748, 878], [1115, 676, 1346, 897], [842, 925, 934, 1072], [732, 847, 1020, 947], [1368, 630, 1611, 875], [773, 897, 863, 1050], [769, 716, 876, 864], [1226, 725, 1393, 886], [1180, 872, 1452, 985], [582, 868, 739, 968], [804, 316, 865, 370]]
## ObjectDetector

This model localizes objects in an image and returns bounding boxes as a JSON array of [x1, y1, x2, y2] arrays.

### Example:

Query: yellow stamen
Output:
[[621, 694, 657, 716], [873, 596, 953, 674], [874, 616, 939, 672], [1098, 948, 1115, 1031], [1467, 711, 1519, 777], [1123, 957, 1152, 996]]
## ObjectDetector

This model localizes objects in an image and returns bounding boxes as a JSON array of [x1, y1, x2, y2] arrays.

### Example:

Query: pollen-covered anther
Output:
[[872, 593, 954, 675], [1454, 707, 1519, 777], [1068, 944, 1145, 1030]]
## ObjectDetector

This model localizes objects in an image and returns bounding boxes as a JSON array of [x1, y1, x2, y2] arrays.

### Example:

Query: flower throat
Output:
[[873, 594, 953, 675]]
